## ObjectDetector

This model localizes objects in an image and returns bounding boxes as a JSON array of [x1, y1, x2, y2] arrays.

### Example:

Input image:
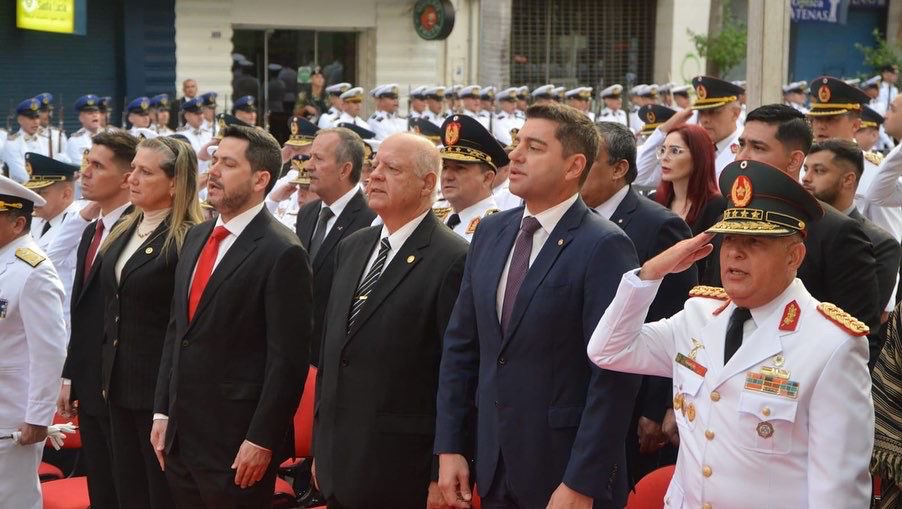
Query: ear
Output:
[[422, 171, 437, 197], [787, 150, 806, 176], [563, 153, 588, 183], [611, 159, 630, 181], [850, 117, 862, 132], [482, 168, 497, 186], [842, 170, 858, 191], [788, 239, 806, 271], [339, 160, 354, 182], [255, 169, 272, 193]]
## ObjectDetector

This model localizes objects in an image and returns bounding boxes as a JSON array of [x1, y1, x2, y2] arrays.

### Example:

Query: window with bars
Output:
[[510, 0, 658, 91]]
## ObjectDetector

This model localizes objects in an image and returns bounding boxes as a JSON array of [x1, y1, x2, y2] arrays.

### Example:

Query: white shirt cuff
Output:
[[153, 413, 169, 421]]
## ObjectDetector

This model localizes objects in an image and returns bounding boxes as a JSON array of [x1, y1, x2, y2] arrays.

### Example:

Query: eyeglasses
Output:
[[656, 145, 688, 160]]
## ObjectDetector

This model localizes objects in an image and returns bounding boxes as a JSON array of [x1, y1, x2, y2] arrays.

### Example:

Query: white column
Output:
[[745, 0, 791, 110]]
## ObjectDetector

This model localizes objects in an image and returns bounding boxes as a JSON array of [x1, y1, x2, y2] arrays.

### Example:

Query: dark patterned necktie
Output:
[[500, 216, 542, 334], [347, 237, 391, 333]]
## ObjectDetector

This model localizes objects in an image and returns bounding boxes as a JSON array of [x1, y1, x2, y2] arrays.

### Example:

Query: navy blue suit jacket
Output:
[[435, 197, 641, 507]]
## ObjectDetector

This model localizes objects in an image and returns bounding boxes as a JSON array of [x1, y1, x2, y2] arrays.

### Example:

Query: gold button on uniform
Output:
[[710, 391, 721, 401], [762, 406, 771, 417], [703, 465, 712, 477], [703, 503, 712, 509], [705, 429, 715, 440], [686, 403, 696, 422]]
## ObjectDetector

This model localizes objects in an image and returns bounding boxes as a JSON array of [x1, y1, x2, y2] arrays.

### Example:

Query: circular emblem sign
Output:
[[413, 0, 455, 41]]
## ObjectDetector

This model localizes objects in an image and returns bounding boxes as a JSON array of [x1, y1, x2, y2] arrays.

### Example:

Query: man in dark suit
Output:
[[435, 103, 641, 509], [802, 139, 901, 326], [313, 132, 468, 508], [152, 125, 312, 508], [581, 121, 696, 484], [296, 127, 375, 365], [733, 105, 882, 366], [56, 131, 137, 509]]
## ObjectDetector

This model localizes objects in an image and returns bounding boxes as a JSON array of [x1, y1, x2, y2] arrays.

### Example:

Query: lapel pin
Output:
[[145, 247, 154, 255], [337, 226, 343, 231], [617, 218, 623, 224], [557, 239, 564, 246], [406, 255, 415, 263]]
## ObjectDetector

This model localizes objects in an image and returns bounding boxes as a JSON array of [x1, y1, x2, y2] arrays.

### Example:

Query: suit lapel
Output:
[[313, 191, 365, 272], [296, 200, 322, 250], [501, 200, 587, 349], [186, 210, 267, 329], [344, 213, 437, 344], [73, 221, 96, 305], [609, 187, 639, 231], [332, 227, 380, 340], [118, 219, 170, 286]]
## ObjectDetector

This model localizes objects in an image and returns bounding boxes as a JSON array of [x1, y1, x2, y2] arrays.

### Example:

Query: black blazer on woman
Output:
[[100, 217, 180, 410]]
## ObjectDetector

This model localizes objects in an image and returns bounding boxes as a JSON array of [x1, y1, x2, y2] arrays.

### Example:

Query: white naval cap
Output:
[[844, 78, 861, 86], [659, 82, 676, 93], [370, 84, 400, 98], [410, 85, 428, 98], [630, 84, 645, 96], [497, 87, 519, 101], [551, 86, 566, 98], [326, 82, 352, 95], [0, 174, 46, 210], [861, 75, 882, 89], [599, 84, 623, 98], [565, 87, 593, 99], [131, 128, 159, 140], [640, 84, 658, 97], [671, 84, 692, 95], [480, 86, 496, 99], [731, 80, 747, 88], [340, 87, 365, 102], [531, 84, 556, 98], [458, 85, 482, 98], [782, 81, 808, 94], [424, 86, 446, 98]]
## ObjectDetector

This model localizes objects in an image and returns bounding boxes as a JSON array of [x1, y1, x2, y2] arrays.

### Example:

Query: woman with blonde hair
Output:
[[98, 136, 202, 509]]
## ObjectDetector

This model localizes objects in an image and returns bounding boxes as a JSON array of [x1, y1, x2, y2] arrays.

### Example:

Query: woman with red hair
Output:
[[653, 123, 726, 280]]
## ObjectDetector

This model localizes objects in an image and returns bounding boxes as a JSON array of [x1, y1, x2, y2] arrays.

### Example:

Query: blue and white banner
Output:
[[790, 0, 851, 24]]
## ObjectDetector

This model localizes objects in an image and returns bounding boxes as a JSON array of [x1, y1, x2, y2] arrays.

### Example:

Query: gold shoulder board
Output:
[[433, 206, 452, 221], [817, 302, 869, 337], [864, 151, 884, 167], [688, 285, 729, 301], [15, 247, 45, 268]]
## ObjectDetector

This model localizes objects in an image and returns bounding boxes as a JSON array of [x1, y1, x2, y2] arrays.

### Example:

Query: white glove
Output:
[[43, 422, 78, 450]]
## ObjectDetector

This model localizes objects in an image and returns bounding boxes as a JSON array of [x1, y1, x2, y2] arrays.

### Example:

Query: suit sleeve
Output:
[[61, 222, 96, 382], [562, 232, 642, 500], [640, 216, 696, 422], [22, 267, 68, 426], [434, 229, 483, 456], [862, 145, 902, 207], [246, 243, 313, 450], [806, 335, 872, 507]]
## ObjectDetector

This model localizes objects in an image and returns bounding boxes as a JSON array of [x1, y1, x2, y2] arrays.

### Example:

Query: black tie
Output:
[[308, 207, 334, 259], [724, 307, 751, 363], [446, 213, 461, 230], [40, 221, 52, 237]]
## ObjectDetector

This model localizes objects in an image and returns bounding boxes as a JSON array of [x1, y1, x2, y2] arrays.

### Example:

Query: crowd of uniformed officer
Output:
[[1, 60, 901, 508]]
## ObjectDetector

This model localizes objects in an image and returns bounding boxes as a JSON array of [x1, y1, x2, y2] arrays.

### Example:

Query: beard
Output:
[[209, 177, 254, 214]]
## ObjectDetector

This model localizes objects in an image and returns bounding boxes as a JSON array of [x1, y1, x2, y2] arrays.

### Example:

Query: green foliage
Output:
[[855, 29, 902, 73], [688, 17, 747, 76]]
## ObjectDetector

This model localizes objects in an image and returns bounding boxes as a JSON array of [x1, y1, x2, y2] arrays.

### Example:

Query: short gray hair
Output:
[[596, 122, 638, 183], [317, 127, 365, 183]]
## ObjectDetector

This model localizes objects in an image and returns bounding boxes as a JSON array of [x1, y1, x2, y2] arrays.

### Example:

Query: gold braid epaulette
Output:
[[864, 151, 884, 167], [688, 285, 729, 301], [433, 206, 453, 221], [817, 302, 869, 337]]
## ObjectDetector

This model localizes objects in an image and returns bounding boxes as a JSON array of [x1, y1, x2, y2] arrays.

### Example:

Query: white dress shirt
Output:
[[593, 185, 630, 220], [318, 186, 359, 239], [359, 210, 429, 284], [495, 193, 578, 318]]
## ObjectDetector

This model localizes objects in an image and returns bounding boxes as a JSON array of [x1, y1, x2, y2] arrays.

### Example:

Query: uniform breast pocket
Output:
[[737, 391, 798, 454], [673, 367, 704, 431]]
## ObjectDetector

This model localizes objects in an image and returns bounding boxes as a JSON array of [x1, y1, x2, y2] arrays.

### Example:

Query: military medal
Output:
[[744, 357, 798, 399], [756, 421, 774, 439], [673, 392, 684, 411], [686, 403, 696, 422], [675, 353, 707, 377], [0, 298, 7, 319]]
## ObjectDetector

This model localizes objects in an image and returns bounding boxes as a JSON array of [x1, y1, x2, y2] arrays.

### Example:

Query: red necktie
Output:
[[82, 220, 105, 284], [188, 226, 230, 321]]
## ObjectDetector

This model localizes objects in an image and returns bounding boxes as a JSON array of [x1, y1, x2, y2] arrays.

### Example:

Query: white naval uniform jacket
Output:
[[588, 274, 873, 509]]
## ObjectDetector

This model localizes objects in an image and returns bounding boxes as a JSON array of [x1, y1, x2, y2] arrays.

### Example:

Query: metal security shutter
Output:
[[510, 0, 657, 91], [0, 0, 122, 132], [123, 0, 177, 106]]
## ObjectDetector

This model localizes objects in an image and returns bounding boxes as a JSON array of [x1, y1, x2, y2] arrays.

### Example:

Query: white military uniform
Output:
[[713, 128, 742, 180], [855, 151, 902, 241], [588, 275, 873, 509], [368, 110, 407, 140], [178, 126, 213, 173], [155, 124, 175, 136], [318, 107, 340, 129], [492, 112, 523, 147], [442, 195, 500, 243], [1, 130, 71, 184], [0, 129, 8, 157], [461, 109, 489, 129], [31, 202, 82, 326], [491, 178, 522, 211], [64, 127, 101, 167], [598, 107, 628, 126], [337, 112, 369, 130], [0, 234, 68, 509], [424, 110, 447, 128]]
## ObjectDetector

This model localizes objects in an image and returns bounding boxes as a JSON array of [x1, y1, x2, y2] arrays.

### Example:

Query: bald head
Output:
[[369, 133, 440, 232]]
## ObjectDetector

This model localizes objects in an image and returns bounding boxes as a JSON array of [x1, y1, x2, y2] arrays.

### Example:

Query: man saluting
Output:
[[588, 160, 873, 508]]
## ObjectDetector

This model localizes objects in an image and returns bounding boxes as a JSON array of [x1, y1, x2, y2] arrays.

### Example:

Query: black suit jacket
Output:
[[313, 211, 468, 508], [610, 189, 696, 423], [154, 208, 312, 469], [100, 218, 179, 410], [295, 190, 376, 365], [62, 208, 132, 415]]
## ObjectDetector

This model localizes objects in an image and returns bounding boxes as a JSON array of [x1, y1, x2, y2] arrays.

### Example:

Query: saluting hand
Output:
[[660, 108, 694, 134], [232, 440, 272, 489], [639, 232, 714, 281]]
